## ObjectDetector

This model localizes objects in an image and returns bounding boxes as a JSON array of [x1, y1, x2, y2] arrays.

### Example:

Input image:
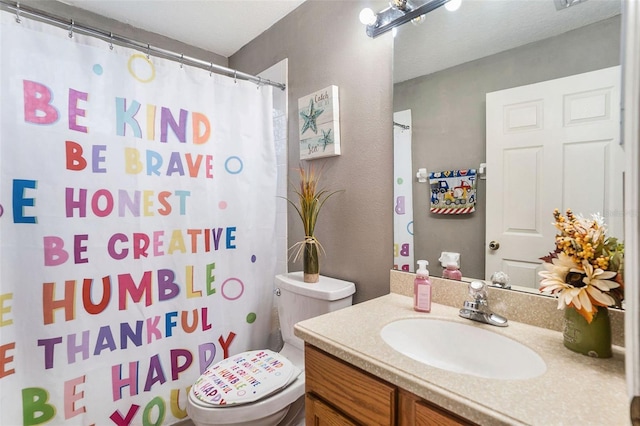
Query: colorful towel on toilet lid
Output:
[[192, 349, 302, 406], [429, 169, 477, 214]]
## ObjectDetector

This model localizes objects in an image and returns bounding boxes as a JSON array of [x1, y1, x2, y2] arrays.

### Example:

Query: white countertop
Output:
[[294, 293, 628, 425]]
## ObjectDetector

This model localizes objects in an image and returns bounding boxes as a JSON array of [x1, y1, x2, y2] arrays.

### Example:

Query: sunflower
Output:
[[539, 209, 623, 323]]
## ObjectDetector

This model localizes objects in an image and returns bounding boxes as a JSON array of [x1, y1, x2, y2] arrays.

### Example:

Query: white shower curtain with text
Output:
[[0, 12, 277, 425]]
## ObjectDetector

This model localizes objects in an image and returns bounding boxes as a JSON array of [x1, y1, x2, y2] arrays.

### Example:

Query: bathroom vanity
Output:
[[305, 344, 469, 425], [294, 272, 628, 425]]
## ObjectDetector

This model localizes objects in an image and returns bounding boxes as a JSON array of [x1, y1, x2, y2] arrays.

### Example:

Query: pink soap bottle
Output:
[[443, 262, 462, 281], [414, 260, 432, 312]]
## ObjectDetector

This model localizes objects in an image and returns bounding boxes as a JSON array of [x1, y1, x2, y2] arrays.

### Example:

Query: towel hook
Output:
[[68, 20, 74, 38], [15, 2, 21, 23]]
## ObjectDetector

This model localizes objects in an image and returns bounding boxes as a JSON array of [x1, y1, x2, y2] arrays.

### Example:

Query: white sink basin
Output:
[[380, 318, 546, 380]]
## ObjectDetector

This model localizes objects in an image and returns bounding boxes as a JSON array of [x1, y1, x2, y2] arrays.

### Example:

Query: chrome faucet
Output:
[[459, 280, 508, 327]]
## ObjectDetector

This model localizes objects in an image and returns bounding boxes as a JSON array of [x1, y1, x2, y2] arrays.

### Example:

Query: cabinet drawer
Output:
[[305, 393, 358, 425], [415, 399, 472, 426], [305, 344, 396, 425], [398, 389, 474, 426]]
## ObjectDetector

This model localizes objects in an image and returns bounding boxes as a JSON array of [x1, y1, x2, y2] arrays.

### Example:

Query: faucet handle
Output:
[[468, 280, 488, 301], [463, 300, 481, 311], [490, 271, 511, 289]]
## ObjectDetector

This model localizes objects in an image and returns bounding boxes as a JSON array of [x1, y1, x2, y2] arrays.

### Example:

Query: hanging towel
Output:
[[429, 169, 477, 214]]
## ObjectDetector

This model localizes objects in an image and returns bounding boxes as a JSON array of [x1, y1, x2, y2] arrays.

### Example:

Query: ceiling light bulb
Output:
[[359, 8, 377, 26], [411, 14, 426, 26], [445, 0, 462, 12]]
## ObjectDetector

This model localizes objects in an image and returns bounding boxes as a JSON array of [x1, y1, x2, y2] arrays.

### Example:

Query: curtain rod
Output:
[[0, 0, 286, 91]]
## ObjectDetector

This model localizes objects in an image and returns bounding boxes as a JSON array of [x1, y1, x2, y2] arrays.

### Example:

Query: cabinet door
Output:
[[305, 345, 396, 425], [305, 394, 358, 426], [415, 401, 471, 426], [398, 389, 473, 426]]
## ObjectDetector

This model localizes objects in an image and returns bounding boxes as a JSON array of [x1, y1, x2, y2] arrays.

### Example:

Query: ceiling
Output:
[[60, 0, 307, 58], [57, 0, 620, 82]]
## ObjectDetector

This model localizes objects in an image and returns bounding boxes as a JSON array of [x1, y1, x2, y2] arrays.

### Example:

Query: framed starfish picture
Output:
[[297, 85, 341, 160]]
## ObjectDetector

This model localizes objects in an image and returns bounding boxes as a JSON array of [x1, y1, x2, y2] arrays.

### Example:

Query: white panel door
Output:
[[486, 66, 623, 289]]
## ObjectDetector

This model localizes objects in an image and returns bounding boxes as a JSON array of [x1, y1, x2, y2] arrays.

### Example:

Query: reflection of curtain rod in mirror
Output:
[[393, 121, 410, 130], [360, 0, 451, 38]]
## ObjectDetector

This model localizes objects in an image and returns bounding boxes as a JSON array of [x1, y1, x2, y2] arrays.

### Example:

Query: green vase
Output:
[[563, 306, 612, 358], [303, 240, 319, 283]]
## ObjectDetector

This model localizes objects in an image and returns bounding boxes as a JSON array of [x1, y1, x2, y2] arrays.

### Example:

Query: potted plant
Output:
[[539, 209, 624, 358], [286, 164, 342, 283]]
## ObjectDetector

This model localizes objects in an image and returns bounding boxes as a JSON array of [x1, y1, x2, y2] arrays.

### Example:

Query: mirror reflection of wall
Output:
[[393, 2, 621, 288]]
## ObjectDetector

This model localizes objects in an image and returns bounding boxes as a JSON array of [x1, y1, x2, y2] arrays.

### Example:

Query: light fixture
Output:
[[359, 8, 377, 26], [554, 0, 589, 11], [361, 0, 452, 38], [411, 14, 426, 26], [444, 0, 461, 12]]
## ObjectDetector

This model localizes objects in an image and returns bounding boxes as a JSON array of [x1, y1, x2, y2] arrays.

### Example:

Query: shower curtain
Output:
[[393, 110, 414, 272], [0, 12, 277, 426]]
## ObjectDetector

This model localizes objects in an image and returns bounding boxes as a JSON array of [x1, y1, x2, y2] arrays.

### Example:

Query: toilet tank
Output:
[[275, 272, 355, 351]]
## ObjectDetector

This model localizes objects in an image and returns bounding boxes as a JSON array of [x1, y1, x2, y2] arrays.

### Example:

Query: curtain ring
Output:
[[68, 20, 74, 38], [209, 62, 213, 77], [256, 76, 262, 89], [234, 70, 237, 84], [180, 54, 184, 69], [15, 2, 21, 23], [109, 32, 114, 50], [146, 44, 150, 59]]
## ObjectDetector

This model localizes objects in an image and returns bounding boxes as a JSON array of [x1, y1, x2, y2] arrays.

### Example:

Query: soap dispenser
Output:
[[443, 262, 462, 281], [414, 260, 432, 312]]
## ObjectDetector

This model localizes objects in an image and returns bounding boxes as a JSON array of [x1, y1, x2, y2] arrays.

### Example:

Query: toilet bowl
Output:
[[186, 272, 355, 426]]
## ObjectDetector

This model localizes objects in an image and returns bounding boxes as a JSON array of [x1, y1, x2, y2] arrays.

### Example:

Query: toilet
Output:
[[186, 272, 356, 426]]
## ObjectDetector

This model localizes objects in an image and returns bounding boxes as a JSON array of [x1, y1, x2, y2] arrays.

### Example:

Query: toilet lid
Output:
[[192, 349, 301, 407]]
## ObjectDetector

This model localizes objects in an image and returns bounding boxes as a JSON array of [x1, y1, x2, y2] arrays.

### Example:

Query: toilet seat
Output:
[[187, 345, 306, 426], [192, 350, 301, 407], [187, 376, 305, 426]]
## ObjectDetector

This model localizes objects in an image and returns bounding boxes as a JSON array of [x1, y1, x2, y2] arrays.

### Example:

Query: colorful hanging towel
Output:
[[429, 169, 477, 214]]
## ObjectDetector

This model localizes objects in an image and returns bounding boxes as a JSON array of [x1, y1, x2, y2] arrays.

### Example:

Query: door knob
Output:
[[489, 241, 500, 250]]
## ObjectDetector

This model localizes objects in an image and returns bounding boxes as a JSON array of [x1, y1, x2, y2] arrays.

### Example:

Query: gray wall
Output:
[[231, 1, 394, 304], [394, 16, 621, 280]]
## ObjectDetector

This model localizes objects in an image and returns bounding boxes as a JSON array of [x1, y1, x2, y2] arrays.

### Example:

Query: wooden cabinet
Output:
[[305, 393, 358, 426], [305, 343, 396, 425], [305, 344, 476, 426], [398, 389, 471, 426]]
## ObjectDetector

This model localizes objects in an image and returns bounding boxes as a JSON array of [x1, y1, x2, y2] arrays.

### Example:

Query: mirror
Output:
[[392, 0, 623, 294]]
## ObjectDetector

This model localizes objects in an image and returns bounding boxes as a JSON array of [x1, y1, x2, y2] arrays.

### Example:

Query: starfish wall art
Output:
[[297, 85, 341, 160]]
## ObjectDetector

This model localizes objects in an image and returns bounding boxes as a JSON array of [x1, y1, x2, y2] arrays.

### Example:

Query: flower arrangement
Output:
[[285, 164, 342, 282], [539, 209, 624, 323]]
